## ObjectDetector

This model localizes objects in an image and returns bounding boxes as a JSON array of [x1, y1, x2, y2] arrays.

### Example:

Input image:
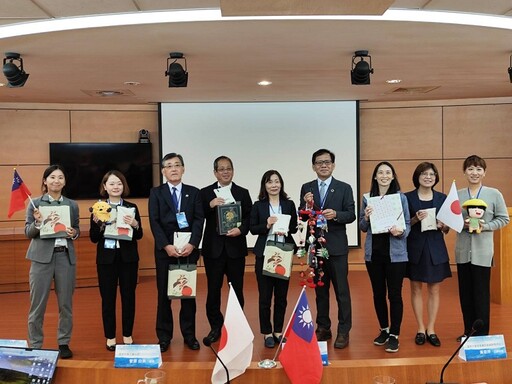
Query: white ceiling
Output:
[[1, 0, 512, 104]]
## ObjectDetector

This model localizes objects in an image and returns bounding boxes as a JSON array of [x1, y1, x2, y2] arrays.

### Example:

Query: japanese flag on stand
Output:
[[211, 285, 254, 384], [436, 180, 464, 233]]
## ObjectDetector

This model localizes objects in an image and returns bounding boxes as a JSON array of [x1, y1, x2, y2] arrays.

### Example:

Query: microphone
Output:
[[426, 319, 484, 384], [203, 336, 230, 383]]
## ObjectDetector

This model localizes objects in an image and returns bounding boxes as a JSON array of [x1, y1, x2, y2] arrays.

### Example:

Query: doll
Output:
[[461, 198, 487, 234]]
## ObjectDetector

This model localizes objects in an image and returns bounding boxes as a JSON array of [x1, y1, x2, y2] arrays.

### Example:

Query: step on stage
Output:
[[2, 270, 511, 383]]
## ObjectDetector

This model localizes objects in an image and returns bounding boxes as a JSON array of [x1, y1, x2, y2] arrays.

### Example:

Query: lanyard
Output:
[[468, 186, 482, 199]]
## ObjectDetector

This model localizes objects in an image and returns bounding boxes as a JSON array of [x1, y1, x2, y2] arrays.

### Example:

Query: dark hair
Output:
[[369, 161, 401, 197], [462, 155, 487, 171], [161, 152, 184, 167], [258, 170, 289, 201], [213, 155, 233, 171], [99, 170, 130, 197], [41, 164, 66, 194], [412, 162, 440, 189], [312, 149, 335, 165]]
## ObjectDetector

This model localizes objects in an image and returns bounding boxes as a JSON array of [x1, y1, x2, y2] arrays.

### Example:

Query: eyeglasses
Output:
[[420, 172, 436, 177], [216, 167, 233, 172], [314, 160, 333, 166], [163, 164, 182, 169]]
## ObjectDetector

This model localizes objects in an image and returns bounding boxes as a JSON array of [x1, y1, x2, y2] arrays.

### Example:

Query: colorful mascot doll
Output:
[[461, 198, 487, 234], [89, 200, 112, 225]]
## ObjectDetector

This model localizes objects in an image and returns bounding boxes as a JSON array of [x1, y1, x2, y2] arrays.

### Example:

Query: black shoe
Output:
[[106, 344, 116, 351], [385, 335, 399, 353], [58, 344, 73, 359], [204, 328, 221, 344], [374, 329, 389, 346], [159, 341, 170, 352], [415, 332, 426, 345], [315, 328, 332, 341], [185, 338, 200, 350], [334, 333, 349, 349], [426, 332, 441, 347], [264, 335, 275, 348]]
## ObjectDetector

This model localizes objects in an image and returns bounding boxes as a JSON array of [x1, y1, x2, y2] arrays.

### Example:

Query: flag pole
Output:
[[258, 285, 307, 369], [27, 194, 36, 209]]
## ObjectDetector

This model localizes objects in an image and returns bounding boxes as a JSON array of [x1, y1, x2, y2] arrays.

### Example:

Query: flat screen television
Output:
[[49, 143, 153, 199]]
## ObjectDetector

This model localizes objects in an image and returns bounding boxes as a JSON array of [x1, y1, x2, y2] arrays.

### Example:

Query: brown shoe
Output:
[[334, 333, 349, 349], [315, 328, 332, 341]]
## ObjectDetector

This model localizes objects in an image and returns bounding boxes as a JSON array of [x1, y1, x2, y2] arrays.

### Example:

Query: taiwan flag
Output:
[[8, 169, 31, 218], [436, 180, 464, 233], [279, 288, 323, 384]]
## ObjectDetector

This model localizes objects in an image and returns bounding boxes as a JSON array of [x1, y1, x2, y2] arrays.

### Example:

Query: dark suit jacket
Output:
[[200, 182, 252, 259], [250, 198, 298, 257], [300, 177, 356, 256], [405, 189, 450, 265], [89, 200, 143, 264], [148, 183, 204, 263]]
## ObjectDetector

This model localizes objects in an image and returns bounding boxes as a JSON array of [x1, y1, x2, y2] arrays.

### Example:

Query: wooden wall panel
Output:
[[360, 107, 442, 161], [0, 110, 70, 164], [443, 104, 512, 159]]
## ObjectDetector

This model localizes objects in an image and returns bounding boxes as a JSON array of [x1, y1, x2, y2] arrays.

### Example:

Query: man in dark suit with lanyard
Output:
[[148, 153, 204, 352], [200, 156, 252, 344], [300, 148, 356, 349]]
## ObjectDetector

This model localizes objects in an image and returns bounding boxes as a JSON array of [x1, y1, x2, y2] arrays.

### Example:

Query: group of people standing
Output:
[[23, 150, 508, 359]]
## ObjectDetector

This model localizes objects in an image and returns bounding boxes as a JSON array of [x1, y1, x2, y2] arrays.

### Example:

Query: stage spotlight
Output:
[[165, 52, 188, 87], [3, 52, 29, 88], [351, 50, 373, 85]]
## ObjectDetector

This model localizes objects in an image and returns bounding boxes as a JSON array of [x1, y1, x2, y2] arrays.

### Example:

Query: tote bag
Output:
[[168, 259, 197, 299], [262, 239, 294, 280]]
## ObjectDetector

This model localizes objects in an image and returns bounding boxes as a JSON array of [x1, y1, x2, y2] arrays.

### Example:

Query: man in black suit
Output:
[[300, 149, 356, 349], [148, 153, 204, 352], [200, 156, 252, 344]]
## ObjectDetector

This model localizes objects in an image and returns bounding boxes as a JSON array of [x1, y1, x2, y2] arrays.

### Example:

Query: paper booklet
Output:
[[420, 208, 437, 232], [214, 186, 236, 204], [270, 213, 291, 236], [367, 193, 406, 234]]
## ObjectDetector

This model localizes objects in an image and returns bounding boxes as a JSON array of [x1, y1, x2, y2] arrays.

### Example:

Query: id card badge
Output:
[[104, 238, 116, 249], [316, 214, 327, 228], [176, 212, 189, 229]]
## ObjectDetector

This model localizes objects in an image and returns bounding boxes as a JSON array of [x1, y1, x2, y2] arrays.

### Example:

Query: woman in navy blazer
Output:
[[405, 162, 451, 347], [250, 170, 297, 348], [90, 170, 143, 351]]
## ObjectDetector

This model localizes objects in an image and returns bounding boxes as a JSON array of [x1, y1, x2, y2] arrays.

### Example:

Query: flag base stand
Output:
[[258, 359, 277, 369]]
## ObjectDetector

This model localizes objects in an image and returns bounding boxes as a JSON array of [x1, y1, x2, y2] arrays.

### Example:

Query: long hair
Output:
[[41, 164, 66, 194], [369, 161, 401, 197], [257, 170, 289, 201]]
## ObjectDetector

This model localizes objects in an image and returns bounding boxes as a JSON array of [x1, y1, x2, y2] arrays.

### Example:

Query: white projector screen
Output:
[[160, 101, 360, 247]]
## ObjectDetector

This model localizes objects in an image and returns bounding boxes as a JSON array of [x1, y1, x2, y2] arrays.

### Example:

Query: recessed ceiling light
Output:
[[386, 79, 402, 84], [258, 80, 272, 86], [124, 81, 140, 86], [97, 90, 124, 96]]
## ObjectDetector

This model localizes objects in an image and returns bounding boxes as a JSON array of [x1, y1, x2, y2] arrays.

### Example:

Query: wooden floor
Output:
[[2, 268, 512, 361], [2, 268, 512, 382]]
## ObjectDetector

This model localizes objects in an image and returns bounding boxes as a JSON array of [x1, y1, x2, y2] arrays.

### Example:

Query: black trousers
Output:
[[255, 256, 289, 335], [315, 254, 352, 335], [365, 259, 407, 336], [155, 257, 196, 343], [97, 253, 138, 339], [203, 248, 246, 331], [456, 262, 491, 336]]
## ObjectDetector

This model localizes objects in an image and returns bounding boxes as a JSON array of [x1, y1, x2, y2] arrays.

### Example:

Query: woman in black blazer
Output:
[[90, 170, 143, 351], [250, 170, 297, 348]]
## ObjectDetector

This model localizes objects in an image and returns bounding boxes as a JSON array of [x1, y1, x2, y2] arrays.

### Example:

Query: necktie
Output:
[[319, 181, 327, 202], [171, 187, 179, 210]]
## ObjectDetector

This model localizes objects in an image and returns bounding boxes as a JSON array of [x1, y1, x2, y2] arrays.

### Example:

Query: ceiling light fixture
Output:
[[165, 52, 188, 88], [351, 50, 373, 85], [258, 80, 272, 86], [2, 52, 29, 88]]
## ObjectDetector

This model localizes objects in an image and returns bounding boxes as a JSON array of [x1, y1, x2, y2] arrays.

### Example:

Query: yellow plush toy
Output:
[[89, 200, 112, 224]]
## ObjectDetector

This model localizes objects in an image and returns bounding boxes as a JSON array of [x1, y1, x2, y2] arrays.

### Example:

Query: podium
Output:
[[491, 207, 512, 304]]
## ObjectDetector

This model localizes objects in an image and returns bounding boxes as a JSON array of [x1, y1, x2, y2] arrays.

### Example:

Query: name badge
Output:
[[316, 214, 327, 228], [104, 239, 116, 249], [176, 212, 189, 229]]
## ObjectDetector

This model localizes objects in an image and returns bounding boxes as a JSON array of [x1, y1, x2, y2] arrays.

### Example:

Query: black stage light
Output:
[[165, 52, 188, 87], [3, 52, 29, 88], [351, 50, 373, 85]]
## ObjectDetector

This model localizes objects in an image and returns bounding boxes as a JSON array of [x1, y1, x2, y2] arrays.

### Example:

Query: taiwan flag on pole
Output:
[[8, 169, 32, 218], [279, 288, 323, 384], [436, 180, 464, 233], [211, 284, 254, 384]]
